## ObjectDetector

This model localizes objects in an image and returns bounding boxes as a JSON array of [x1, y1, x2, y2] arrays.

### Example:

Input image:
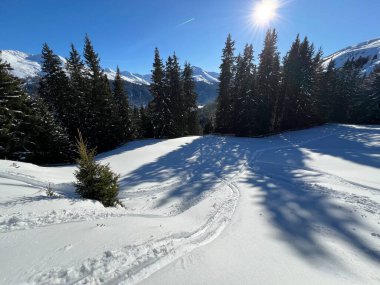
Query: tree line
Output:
[[0, 35, 200, 164], [213, 30, 380, 136], [1, 31, 380, 165]]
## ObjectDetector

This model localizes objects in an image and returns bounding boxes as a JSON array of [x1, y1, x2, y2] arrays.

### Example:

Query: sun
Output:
[[253, 0, 280, 26]]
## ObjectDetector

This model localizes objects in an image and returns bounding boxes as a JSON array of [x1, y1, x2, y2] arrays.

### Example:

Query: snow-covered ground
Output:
[[0, 124, 379, 285]]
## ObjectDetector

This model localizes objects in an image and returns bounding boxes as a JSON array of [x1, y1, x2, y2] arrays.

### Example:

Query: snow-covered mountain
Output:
[[191, 66, 219, 84], [103, 68, 151, 85], [0, 50, 67, 80], [0, 50, 219, 85], [322, 38, 380, 73]]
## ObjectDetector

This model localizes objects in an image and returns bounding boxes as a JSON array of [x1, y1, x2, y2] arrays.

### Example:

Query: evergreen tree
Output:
[[0, 55, 72, 163], [130, 106, 141, 139], [278, 35, 320, 130], [65, 44, 89, 138], [83, 35, 120, 150], [362, 66, 380, 123], [164, 54, 184, 137], [75, 131, 120, 207], [0, 56, 31, 159], [139, 106, 154, 138], [233, 44, 257, 136], [215, 34, 235, 133], [182, 62, 201, 135], [150, 48, 172, 138], [332, 59, 364, 123], [257, 29, 281, 133], [28, 98, 73, 164], [316, 60, 337, 121], [39, 43, 71, 124], [139, 105, 154, 138], [113, 66, 131, 142]]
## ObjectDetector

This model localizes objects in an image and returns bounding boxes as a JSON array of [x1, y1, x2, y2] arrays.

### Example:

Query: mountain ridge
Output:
[[2, 37, 380, 106], [0, 49, 219, 85], [322, 38, 380, 73]]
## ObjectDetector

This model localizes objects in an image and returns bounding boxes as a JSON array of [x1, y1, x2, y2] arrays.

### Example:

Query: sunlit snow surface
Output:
[[0, 124, 379, 284]]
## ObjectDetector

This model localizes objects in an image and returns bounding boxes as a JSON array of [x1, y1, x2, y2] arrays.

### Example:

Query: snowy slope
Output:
[[0, 50, 219, 85], [322, 38, 380, 73], [0, 50, 66, 79], [191, 66, 219, 84], [0, 125, 379, 284], [103, 68, 151, 85]]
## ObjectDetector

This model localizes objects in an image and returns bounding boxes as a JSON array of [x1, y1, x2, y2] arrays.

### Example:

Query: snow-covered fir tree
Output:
[[215, 34, 235, 134]]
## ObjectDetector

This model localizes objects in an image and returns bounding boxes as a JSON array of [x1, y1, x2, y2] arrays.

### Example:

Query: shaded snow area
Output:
[[0, 125, 379, 285]]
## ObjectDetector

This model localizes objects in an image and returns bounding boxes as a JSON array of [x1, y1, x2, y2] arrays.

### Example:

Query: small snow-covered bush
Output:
[[74, 131, 120, 207], [45, 183, 55, 197]]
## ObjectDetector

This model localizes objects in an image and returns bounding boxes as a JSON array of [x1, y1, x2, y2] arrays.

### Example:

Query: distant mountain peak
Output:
[[191, 66, 219, 84]]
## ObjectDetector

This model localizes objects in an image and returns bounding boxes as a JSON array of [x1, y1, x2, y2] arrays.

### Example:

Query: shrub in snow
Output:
[[74, 131, 120, 207], [45, 183, 55, 197]]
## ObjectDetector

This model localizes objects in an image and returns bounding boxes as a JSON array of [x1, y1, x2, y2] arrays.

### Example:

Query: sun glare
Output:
[[253, 0, 280, 26]]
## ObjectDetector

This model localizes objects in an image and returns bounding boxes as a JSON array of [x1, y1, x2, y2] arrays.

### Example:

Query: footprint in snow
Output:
[[371, 233, 380, 238], [57, 244, 72, 251]]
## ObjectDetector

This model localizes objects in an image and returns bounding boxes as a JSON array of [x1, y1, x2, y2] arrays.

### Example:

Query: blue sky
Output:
[[1, 0, 379, 74]]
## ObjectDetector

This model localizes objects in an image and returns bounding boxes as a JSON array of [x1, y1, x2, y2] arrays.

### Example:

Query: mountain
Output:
[[322, 38, 380, 73], [191, 66, 219, 84], [0, 49, 219, 105]]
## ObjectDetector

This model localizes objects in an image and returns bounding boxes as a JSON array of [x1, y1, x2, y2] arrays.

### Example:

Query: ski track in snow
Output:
[[24, 127, 346, 285]]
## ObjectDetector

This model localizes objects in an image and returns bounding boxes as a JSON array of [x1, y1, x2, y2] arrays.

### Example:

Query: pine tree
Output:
[[215, 34, 235, 133], [182, 62, 201, 135], [362, 66, 380, 123], [150, 48, 173, 138], [0, 55, 72, 163], [316, 60, 337, 122], [130, 106, 141, 139], [278, 35, 320, 130], [257, 29, 281, 133], [28, 98, 73, 164], [0, 56, 30, 159], [75, 131, 120, 207], [332, 59, 364, 123], [233, 44, 257, 136], [113, 66, 131, 142], [164, 53, 185, 137], [39, 43, 71, 124], [83, 35, 120, 150], [139, 105, 154, 138], [66, 44, 89, 138]]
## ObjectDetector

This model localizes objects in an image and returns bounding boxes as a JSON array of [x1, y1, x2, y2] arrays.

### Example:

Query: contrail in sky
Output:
[[177, 18, 195, 27]]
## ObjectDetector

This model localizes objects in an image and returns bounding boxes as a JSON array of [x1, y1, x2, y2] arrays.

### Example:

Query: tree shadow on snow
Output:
[[283, 124, 380, 170], [244, 125, 380, 265], [119, 136, 253, 212]]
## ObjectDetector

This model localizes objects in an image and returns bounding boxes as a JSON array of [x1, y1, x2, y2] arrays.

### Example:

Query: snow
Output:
[[0, 124, 379, 284], [191, 66, 220, 84], [0, 50, 66, 79], [322, 38, 380, 74], [104, 68, 151, 85]]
